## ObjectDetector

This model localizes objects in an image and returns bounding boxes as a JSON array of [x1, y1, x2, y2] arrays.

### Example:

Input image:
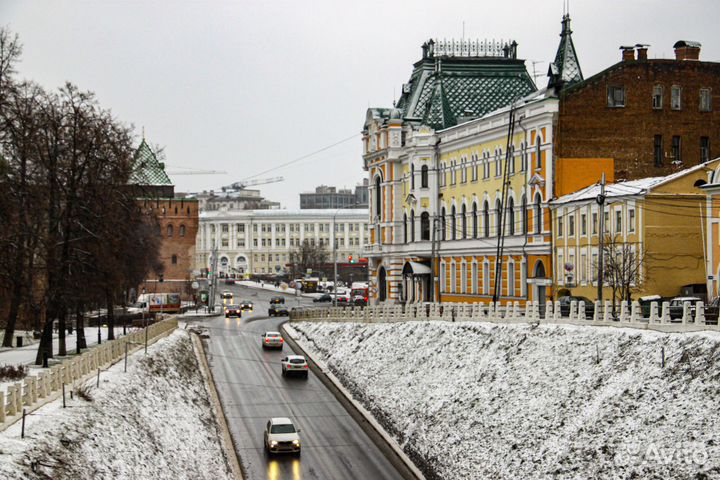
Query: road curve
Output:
[[201, 284, 404, 480]]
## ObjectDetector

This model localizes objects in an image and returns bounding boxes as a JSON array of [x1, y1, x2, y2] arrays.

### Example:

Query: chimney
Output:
[[635, 44, 649, 61], [620, 46, 635, 62], [673, 40, 701, 61]]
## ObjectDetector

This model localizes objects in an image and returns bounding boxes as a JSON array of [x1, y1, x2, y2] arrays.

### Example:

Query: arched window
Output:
[[495, 148, 502, 177], [509, 146, 515, 174], [534, 193, 542, 234], [520, 142, 526, 172], [451, 205, 457, 240], [507, 198, 515, 235], [421, 212, 430, 240], [461, 204, 467, 239], [536, 135, 542, 169], [441, 207, 447, 240], [411, 164, 415, 190], [171, 254, 178, 265], [421, 165, 429, 188], [495, 199, 502, 236], [167, 224, 174, 237], [521, 194, 528, 234], [483, 201, 490, 237], [179, 224, 186, 237], [403, 213, 408, 243], [410, 209, 415, 242], [472, 202, 478, 238], [374, 175, 382, 219]]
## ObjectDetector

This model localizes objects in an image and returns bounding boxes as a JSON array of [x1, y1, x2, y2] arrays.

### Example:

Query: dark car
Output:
[[224, 304, 241, 318], [269, 304, 289, 317], [313, 294, 332, 303], [270, 296, 285, 305], [224, 278, 236, 285], [239, 300, 254, 311], [558, 295, 595, 318]]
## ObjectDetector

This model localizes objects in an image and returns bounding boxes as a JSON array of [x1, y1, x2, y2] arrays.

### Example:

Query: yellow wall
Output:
[[555, 158, 614, 198]]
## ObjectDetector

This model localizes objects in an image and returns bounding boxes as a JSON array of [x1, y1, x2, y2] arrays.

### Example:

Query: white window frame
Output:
[[472, 261, 478, 294], [450, 262, 457, 294], [507, 260, 515, 297], [461, 261, 468, 294]]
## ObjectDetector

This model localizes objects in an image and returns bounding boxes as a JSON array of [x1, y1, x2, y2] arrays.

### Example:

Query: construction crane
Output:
[[224, 176, 284, 190], [165, 165, 228, 175]]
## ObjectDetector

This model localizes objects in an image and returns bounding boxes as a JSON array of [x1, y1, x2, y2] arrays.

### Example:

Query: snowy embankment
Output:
[[291, 321, 720, 480], [0, 330, 233, 480]]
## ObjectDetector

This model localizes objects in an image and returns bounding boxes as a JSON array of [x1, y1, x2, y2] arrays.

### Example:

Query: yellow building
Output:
[[550, 160, 718, 301], [701, 161, 720, 299]]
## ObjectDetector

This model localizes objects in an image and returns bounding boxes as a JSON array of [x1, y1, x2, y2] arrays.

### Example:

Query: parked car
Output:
[[313, 294, 332, 303], [264, 417, 301, 455], [239, 299, 254, 311], [335, 293, 351, 305], [270, 296, 285, 305], [281, 355, 309, 378], [352, 295, 367, 306], [668, 296, 703, 320], [261, 331, 284, 349], [269, 304, 289, 317], [224, 304, 241, 318], [557, 295, 595, 318], [224, 278, 236, 285]]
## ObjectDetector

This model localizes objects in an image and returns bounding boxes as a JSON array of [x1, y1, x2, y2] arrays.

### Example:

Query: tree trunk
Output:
[[2, 279, 22, 347], [106, 289, 115, 341], [34, 310, 55, 366], [76, 304, 86, 354], [58, 306, 66, 356]]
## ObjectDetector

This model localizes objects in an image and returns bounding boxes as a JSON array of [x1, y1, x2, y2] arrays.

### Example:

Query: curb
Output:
[[190, 330, 244, 480], [282, 323, 425, 480]]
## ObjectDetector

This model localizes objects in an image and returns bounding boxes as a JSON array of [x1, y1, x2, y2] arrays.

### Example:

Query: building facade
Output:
[[195, 187, 280, 211], [551, 160, 717, 301], [196, 209, 369, 276], [300, 179, 369, 209]]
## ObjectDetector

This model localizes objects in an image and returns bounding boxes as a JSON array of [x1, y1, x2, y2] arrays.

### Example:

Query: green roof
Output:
[[547, 15, 583, 90], [129, 139, 173, 187]]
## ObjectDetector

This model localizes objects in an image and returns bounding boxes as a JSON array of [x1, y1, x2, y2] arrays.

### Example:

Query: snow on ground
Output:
[[291, 321, 720, 480], [0, 329, 233, 480]]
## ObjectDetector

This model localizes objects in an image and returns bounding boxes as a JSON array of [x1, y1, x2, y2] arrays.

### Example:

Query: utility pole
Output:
[[596, 173, 606, 302]]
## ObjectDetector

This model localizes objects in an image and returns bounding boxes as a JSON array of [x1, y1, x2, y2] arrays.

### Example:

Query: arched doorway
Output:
[[534, 260, 547, 307], [378, 267, 387, 302]]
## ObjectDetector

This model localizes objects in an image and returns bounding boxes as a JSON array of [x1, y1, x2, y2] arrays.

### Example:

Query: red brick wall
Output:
[[556, 59, 720, 181]]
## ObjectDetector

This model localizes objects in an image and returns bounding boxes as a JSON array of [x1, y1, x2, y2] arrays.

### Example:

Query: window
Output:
[[441, 207, 446, 241], [569, 214, 575, 236], [403, 214, 407, 243], [592, 253, 599, 282], [700, 88, 712, 112], [495, 200, 502, 236], [652, 85, 663, 109], [558, 215, 564, 237], [521, 194, 528, 234], [461, 204, 467, 239], [615, 210, 622, 234], [483, 202, 490, 238], [472, 154, 478, 181], [534, 194, 542, 234], [472, 203, 478, 238], [421, 165, 429, 188], [167, 224, 174, 237], [472, 262, 478, 294], [580, 253, 587, 284], [374, 176, 382, 218], [483, 262, 490, 295], [520, 142, 527, 172], [508, 146, 515, 174], [461, 159, 467, 183], [671, 86, 682, 110], [461, 262, 467, 294], [440, 262, 445, 293], [421, 212, 430, 241], [450, 263, 456, 294], [483, 153, 490, 179], [535, 136, 542, 169], [410, 210, 415, 242], [604, 210, 610, 233], [495, 150, 502, 177], [628, 209, 636, 233], [672, 136, 682, 162], [701, 137, 710, 163], [654, 135, 663, 166], [179, 224, 186, 237], [581, 214, 587, 236], [508, 262, 515, 297], [451, 205, 457, 240], [607, 86, 626, 107], [450, 161, 457, 185], [507, 198, 515, 235]]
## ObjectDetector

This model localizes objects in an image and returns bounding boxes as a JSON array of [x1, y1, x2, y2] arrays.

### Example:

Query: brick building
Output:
[[129, 140, 199, 300], [554, 40, 720, 194]]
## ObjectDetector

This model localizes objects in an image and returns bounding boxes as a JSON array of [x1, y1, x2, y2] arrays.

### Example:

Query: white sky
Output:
[[2, 0, 718, 208]]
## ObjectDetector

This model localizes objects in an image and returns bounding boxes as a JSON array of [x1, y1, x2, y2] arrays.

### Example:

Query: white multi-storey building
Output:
[[196, 209, 369, 276]]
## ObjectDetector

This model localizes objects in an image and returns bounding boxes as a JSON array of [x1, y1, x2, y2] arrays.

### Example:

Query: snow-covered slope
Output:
[[291, 321, 720, 480], [0, 330, 233, 480]]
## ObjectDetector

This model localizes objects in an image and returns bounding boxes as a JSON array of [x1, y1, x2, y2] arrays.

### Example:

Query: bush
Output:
[[0, 364, 28, 381]]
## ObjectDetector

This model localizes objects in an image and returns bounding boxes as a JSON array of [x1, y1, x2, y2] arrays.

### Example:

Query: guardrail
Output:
[[0, 317, 178, 431], [290, 300, 720, 333]]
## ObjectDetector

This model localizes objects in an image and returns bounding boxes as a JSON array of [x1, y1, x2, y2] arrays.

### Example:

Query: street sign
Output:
[[306, 268, 312, 275], [191, 281, 199, 290]]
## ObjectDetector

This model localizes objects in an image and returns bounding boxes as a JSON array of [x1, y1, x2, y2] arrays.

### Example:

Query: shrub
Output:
[[0, 364, 28, 381]]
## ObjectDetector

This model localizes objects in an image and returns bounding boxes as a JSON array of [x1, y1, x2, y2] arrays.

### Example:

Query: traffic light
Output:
[[347, 255, 354, 263]]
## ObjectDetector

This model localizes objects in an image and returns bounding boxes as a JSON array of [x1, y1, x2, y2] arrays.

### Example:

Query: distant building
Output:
[[129, 139, 199, 300], [300, 179, 369, 209], [195, 187, 280, 212]]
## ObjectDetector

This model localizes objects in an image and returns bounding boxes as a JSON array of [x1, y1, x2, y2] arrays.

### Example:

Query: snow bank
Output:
[[0, 330, 233, 480], [291, 321, 720, 479]]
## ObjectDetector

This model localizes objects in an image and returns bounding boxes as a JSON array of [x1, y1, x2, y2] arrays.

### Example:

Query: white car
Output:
[[264, 417, 301, 455], [261, 331, 284, 349], [281, 355, 309, 378]]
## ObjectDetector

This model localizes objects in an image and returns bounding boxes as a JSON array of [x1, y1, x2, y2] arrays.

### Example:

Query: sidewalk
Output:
[[235, 280, 322, 299]]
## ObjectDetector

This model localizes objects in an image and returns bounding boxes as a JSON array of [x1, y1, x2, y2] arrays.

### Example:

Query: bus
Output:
[[350, 282, 369, 305]]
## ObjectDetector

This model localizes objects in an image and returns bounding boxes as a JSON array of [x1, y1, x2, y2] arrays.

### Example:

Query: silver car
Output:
[[261, 331, 284, 350], [281, 355, 309, 378], [264, 417, 301, 455]]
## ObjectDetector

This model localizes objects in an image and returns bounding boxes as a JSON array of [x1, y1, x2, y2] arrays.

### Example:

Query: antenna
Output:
[[530, 60, 544, 83], [462, 21, 465, 40]]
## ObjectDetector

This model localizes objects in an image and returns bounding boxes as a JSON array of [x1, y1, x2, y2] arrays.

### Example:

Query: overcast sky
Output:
[[3, 0, 718, 208]]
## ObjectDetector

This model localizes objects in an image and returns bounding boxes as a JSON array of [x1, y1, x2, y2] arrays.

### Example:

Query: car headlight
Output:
[[292, 439, 300, 446], [270, 440, 278, 446]]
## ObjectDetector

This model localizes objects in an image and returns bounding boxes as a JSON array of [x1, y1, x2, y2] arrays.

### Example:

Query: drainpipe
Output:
[[432, 135, 442, 303]]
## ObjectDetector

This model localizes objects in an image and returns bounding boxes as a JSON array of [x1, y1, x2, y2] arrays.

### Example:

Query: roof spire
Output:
[[547, 11, 583, 91]]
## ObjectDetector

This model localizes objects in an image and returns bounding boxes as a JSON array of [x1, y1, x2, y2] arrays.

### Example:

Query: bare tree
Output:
[[599, 234, 645, 314], [289, 239, 329, 277]]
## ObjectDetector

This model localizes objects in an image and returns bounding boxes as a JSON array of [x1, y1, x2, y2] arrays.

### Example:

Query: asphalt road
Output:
[[202, 283, 403, 480]]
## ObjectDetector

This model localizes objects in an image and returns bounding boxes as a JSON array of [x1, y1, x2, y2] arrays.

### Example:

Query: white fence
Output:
[[0, 317, 178, 431], [290, 300, 720, 333]]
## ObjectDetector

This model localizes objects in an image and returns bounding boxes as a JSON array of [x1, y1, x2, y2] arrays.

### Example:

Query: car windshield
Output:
[[271, 423, 296, 434], [226, 305, 239, 309], [266, 333, 280, 338], [289, 358, 305, 364]]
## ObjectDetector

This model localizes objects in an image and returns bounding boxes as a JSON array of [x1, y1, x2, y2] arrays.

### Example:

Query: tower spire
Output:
[[547, 11, 583, 91]]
